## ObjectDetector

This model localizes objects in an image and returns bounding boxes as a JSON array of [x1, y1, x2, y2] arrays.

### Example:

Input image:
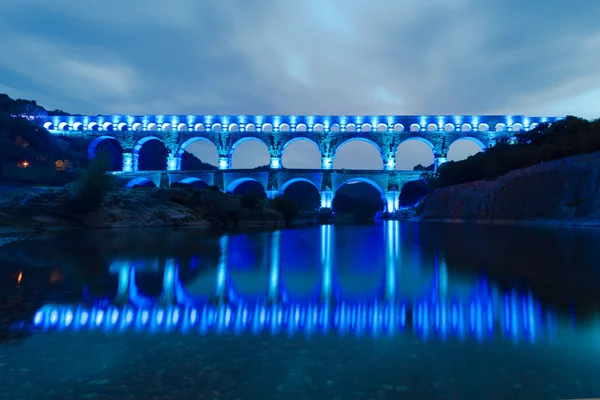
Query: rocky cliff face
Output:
[[419, 151, 600, 224]]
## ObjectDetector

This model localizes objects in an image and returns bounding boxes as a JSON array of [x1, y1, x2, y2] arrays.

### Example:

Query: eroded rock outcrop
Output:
[[419, 151, 600, 224]]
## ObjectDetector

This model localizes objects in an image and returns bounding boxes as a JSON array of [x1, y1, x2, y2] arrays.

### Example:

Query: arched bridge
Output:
[[41, 114, 562, 212]]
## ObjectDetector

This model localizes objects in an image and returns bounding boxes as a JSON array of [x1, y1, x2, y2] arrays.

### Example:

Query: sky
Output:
[[1, 0, 599, 170]]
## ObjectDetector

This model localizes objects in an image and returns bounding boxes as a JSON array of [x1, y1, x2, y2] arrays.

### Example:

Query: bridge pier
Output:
[[270, 157, 282, 169], [321, 157, 332, 170], [320, 190, 333, 209], [385, 190, 400, 213], [167, 156, 181, 171], [122, 153, 133, 172], [434, 156, 447, 172], [218, 157, 230, 170]]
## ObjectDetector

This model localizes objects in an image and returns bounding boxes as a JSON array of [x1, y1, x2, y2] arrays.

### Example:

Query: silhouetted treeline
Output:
[[431, 116, 600, 189]]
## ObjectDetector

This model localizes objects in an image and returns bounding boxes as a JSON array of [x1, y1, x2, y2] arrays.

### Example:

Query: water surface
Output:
[[1, 223, 600, 399]]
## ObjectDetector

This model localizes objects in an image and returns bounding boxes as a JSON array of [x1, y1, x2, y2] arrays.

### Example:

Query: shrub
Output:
[[72, 153, 115, 209], [268, 195, 299, 225]]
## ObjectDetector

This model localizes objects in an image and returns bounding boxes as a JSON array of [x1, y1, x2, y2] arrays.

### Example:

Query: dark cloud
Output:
[[0, 0, 598, 118]]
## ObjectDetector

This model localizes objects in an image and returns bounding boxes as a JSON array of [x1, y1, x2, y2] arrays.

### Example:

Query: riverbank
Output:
[[418, 151, 600, 225], [0, 186, 286, 235]]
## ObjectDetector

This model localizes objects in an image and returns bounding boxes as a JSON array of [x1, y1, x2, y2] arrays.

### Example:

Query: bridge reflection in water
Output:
[[31, 223, 556, 343]]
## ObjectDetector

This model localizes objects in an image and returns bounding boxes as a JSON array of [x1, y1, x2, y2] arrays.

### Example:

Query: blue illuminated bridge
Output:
[[42, 114, 563, 213], [31, 226, 557, 342]]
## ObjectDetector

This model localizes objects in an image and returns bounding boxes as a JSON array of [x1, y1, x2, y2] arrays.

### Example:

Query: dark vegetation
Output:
[[428, 116, 600, 190]]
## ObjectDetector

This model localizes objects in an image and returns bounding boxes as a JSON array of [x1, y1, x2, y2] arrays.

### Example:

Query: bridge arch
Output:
[[177, 177, 208, 189], [330, 124, 340, 132], [132, 123, 143, 131], [395, 137, 435, 170], [447, 137, 485, 162], [43, 122, 53, 130], [134, 136, 167, 171], [444, 123, 454, 132], [178, 137, 219, 168], [282, 137, 321, 169], [58, 122, 69, 130], [88, 122, 99, 131], [336, 177, 385, 196], [177, 123, 188, 131], [88, 135, 121, 158], [73, 122, 83, 131], [229, 123, 239, 132], [230, 137, 270, 169], [125, 177, 157, 188], [332, 137, 383, 170], [279, 123, 290, 132], [226, 177, 265, 194], [278, 177, 319, 194]]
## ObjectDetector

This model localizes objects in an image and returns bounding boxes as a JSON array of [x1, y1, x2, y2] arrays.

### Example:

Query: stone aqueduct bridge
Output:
[[43, 114, 561, 212]]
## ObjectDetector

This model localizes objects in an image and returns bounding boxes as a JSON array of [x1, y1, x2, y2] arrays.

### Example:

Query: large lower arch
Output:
[[278, 178, 320, 210], [177, 177, 208, 189], [178, 137, 219, 169], [88, 135, 124, 171], [281, 137, 321, 169], [230, 137, 270, 169], [333, 178, 386, 217], [336, 177, 385, 197], [333, 138, 383, 170], [125, 177, 157, 188], [134, 136, 167, 171], [395, 138, 435, 171], [447, 137, 485, 162], [226, 178, 265, 194]]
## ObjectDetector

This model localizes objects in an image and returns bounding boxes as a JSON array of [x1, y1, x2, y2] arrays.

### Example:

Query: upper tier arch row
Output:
[[41, 114, 562, 134]]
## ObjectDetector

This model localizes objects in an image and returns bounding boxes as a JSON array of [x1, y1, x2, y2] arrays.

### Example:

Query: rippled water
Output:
[[1, 222, 600, 399]]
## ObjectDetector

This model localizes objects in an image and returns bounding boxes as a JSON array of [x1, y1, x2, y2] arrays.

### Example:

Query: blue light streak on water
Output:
[[31, 293, 553, 342]]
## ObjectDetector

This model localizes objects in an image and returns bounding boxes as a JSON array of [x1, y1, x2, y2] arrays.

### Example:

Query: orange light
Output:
[[17, 271, 22, 283], [22, 161, 29, 167]]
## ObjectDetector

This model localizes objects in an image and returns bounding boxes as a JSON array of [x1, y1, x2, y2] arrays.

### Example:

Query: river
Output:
[[1, 222, 600, 399]]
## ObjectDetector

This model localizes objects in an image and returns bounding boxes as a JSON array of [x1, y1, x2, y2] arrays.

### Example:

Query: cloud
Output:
[[0, 0, 598, 117]]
